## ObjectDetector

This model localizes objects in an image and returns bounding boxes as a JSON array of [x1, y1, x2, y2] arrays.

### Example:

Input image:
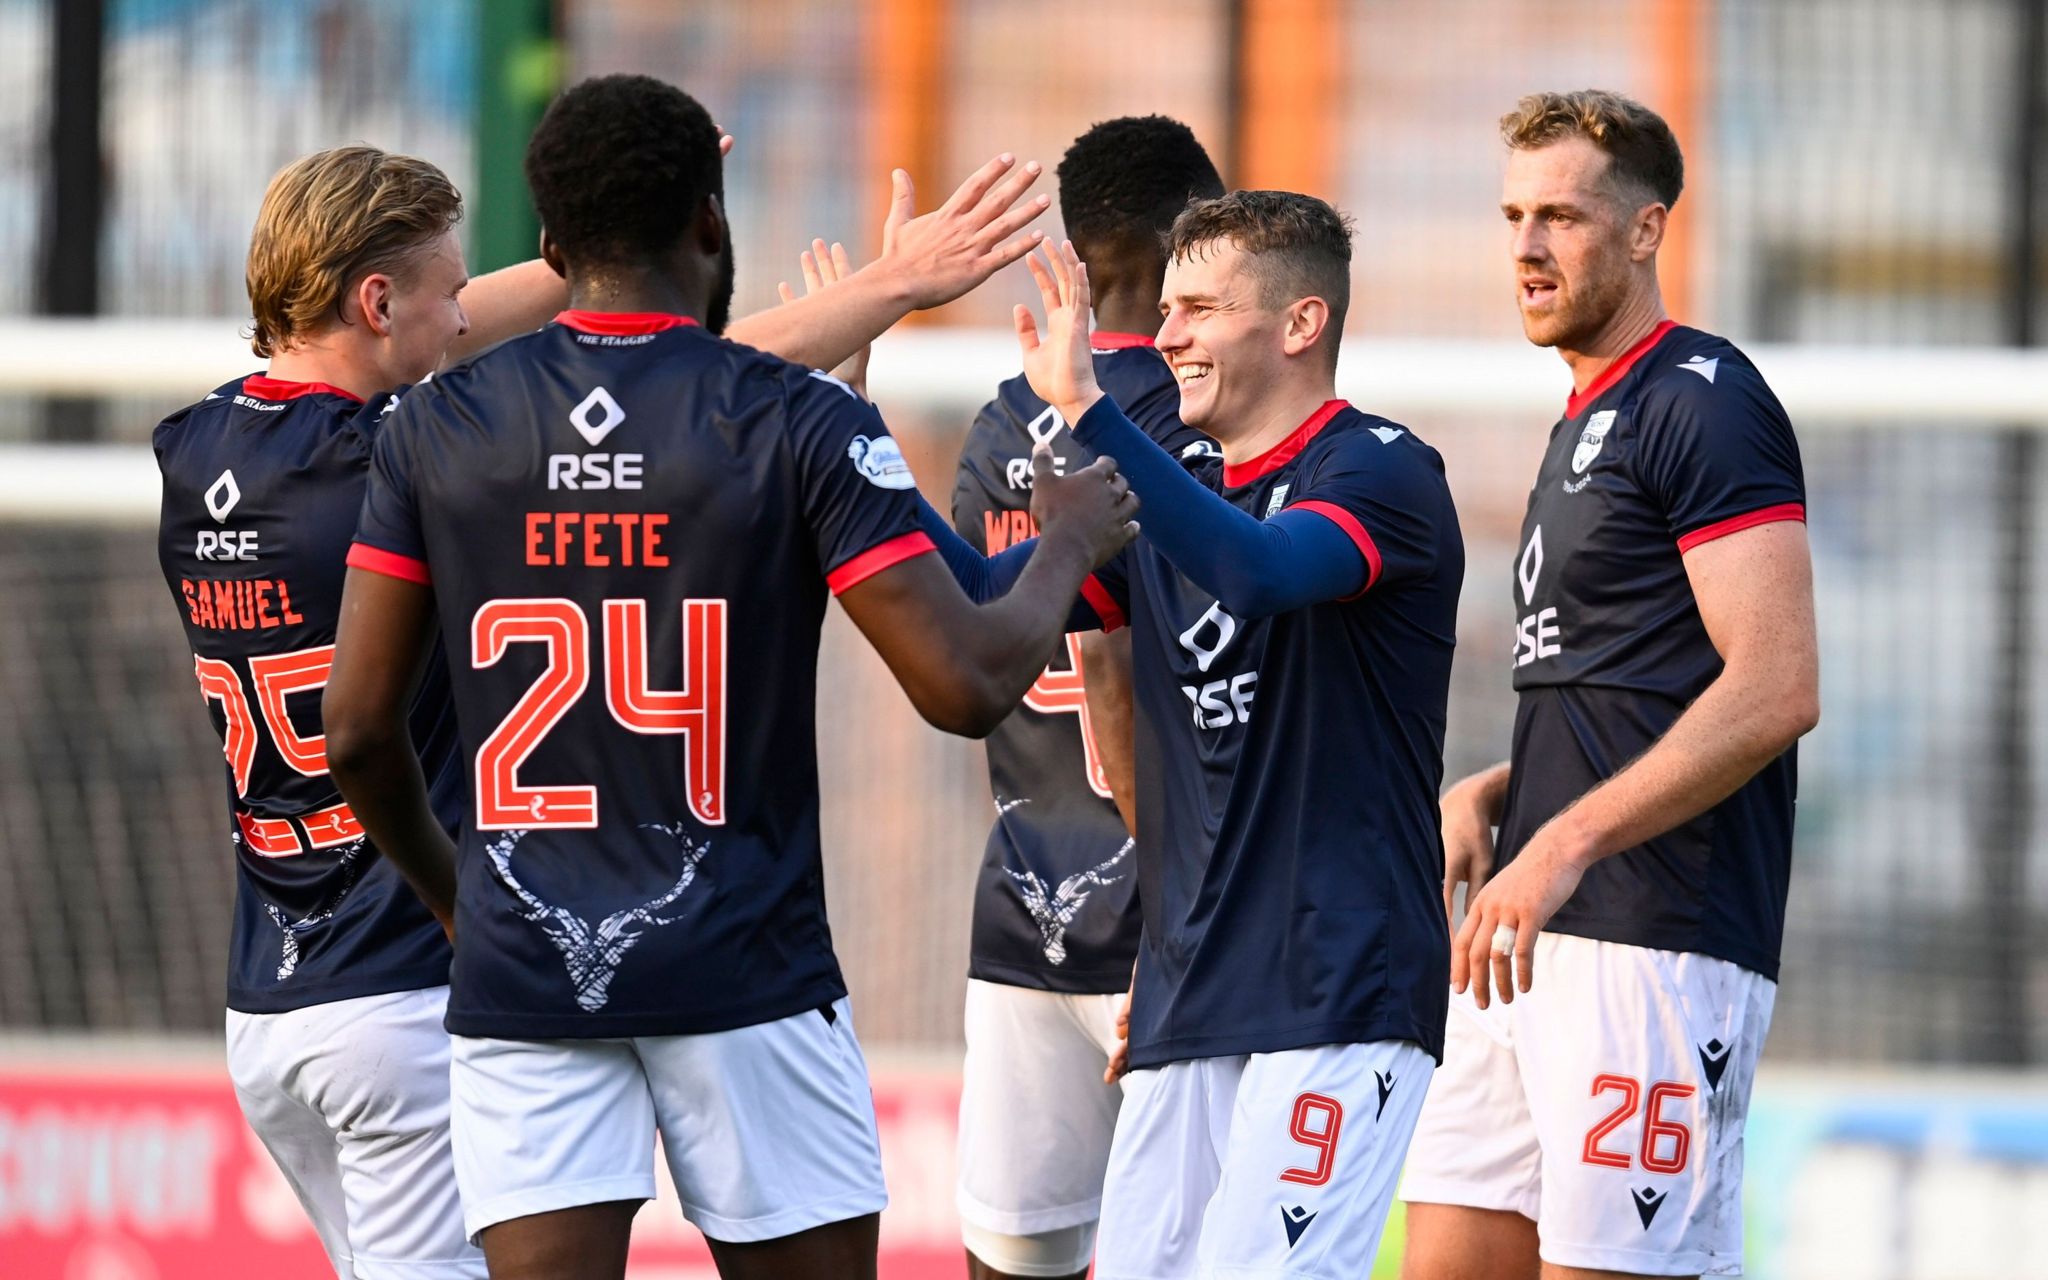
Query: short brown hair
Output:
[[245, 146, 463, 357], [1166, 190, 1354, 344], [1500, 90, 1684, 209]]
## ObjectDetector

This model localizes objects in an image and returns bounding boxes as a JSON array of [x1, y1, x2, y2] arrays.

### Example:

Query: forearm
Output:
[[1451, 761, 1512, 825], [1067, 398, 1361, 616], [952, 536, 1099, 724], [725, 264, 915, 371], [1079, 629, 1139, 835], [328, 727, 460, 927], [446, 259, 567, 363], [1541, 669, 1807, 867]]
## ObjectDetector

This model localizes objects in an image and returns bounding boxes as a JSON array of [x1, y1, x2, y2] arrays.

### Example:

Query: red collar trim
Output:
[[1223, 399, 1350, 488], [241, 375, 364, 403], [554, 310, 701, 336], [1090, 331, 1156, 350], [1565, 319, 1677, 419]]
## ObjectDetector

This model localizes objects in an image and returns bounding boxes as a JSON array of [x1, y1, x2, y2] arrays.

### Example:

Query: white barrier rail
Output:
[[3, 319, 2046, 523]]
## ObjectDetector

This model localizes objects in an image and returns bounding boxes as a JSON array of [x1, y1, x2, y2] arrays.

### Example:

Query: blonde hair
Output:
[[1499, 90, 1684, 209], [245, 146, 462, 357]]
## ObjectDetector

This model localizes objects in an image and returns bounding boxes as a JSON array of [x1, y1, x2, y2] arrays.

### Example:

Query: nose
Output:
[[454, 302, 471, 337], [1512, 219, 1547, 266], [1155, 306, 1189, 353]]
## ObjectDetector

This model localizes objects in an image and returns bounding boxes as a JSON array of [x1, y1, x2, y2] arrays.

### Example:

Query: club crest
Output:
[[1572, 409, 1617, 474]]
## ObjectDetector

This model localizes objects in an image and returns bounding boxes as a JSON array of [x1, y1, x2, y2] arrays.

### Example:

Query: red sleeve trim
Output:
[[1080, 574, 1126, 633], [1676, 502, 1806, 553], [346, 541, 432, 585], [1290, 499, 1383, 596], [826, 531, 936, 595]]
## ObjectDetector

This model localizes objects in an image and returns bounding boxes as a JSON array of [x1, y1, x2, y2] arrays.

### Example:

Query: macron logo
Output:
[[1677, 355, 1718, 383], [1370, 425, 1405, 444]]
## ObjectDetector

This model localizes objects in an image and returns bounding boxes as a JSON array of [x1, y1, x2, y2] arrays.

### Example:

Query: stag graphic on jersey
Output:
[[252, 834, 368, 981], [486, 824, 707, 1011], [1003, 837, 1133, 965]]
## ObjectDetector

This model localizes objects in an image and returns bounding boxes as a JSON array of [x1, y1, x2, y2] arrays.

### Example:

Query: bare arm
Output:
[[322, 569, 459, 933], [1080, 629, 1139, 836], [724, 156, 1050, 372], [443, 259, 567, 366], [1454, 519, 1819, 1006], [839, 449, 1137, 738], [1439, 759, 1510, 924]]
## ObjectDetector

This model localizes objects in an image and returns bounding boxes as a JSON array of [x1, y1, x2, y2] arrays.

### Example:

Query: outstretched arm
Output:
[[1015, 244, 1368, 617], [726, 156, 1050, 372], [839, 450, 1138, 738], [322, 569, 458, 934]]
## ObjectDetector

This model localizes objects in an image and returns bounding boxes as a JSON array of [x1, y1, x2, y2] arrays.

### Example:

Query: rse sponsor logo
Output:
[[849, 434, 918, 490], [551, 388, 643, 490], [1005, 453, 1069, 489], [1177, 602, 1258, 729], [548, 453, 644, 490], [1514, 525, 1561, 667], [197, 529, 260, 562]]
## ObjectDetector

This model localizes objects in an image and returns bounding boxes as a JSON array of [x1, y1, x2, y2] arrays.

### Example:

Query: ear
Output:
[[353, 273, 397, 338], [539, 228, 566, 279], [696, 194, 728, 257], [1280, 295, 1333, 361], [1630, 202, 1668, 263]]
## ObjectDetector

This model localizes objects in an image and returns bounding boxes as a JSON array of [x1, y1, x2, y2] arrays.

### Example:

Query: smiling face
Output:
[[374, 230, 472, 382], [1154, 239, 1296, 437], [1501, 135, 1655, 351]]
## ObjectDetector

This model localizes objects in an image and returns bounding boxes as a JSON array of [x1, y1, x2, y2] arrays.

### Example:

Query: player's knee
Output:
[[962, 1219, 1097, 1279]]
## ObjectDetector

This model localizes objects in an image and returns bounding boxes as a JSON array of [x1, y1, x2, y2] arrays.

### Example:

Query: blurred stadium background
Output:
[[0, 0, 2045, 1276]]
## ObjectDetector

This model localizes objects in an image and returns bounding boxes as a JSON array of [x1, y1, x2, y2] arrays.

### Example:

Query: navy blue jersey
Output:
[[1497, 322, 1805, 978], [952, 334, 1219, 994], [155, 375, 458, 1014], [349, 311, 934, 1039], [1085, 402, 1461, 1069]]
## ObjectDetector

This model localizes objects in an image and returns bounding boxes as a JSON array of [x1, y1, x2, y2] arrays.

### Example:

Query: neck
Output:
[[1217, 375, 1340, 467], [1091, 276, 1164, 339], [265, 336, 387, 402], [565, 262, 709, 322], [1557, 280, 1668, 393]]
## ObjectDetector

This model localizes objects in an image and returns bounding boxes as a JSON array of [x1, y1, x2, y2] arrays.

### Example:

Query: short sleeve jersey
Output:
[[1085, 402, 1462, 1069], [154, 375, 458, 1014], [1498, 322, 1806, 978], [951, 334, 1219, 993], [349, 311, 933, 1039]]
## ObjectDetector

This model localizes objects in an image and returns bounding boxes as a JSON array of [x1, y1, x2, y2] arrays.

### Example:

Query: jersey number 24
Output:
[[472, 597, 726, 830]]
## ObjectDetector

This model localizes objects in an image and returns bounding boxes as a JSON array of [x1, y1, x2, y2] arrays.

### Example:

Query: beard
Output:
[[1522, 251, 1635, 351], [706, 236, 736, 335]]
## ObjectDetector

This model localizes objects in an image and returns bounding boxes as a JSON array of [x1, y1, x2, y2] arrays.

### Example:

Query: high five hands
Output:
[[1016, 240, 1108, 427]]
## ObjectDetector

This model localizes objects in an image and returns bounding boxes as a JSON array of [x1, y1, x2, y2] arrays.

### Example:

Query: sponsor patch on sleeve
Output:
[[848, 434, 918, 490]]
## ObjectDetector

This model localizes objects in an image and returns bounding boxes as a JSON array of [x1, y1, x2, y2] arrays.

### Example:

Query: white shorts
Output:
[[449, 996, 886, 1244], [957, 979, 1125, 1250], [226, 985, 485, 1280], [1401, 932, 1777, 1276], [1095, 1040, 1434, 1279]]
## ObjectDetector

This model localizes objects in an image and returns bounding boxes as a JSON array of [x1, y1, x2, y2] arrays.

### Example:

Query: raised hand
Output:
[[874, 155, 1051, 310], [1028, 443, 1138, 570], [777, 239, 871, 398], [1016, 241, 1105, 426]]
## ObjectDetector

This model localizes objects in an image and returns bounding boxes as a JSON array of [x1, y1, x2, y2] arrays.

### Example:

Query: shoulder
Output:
[[152, 375, 248, 448], [1311, 409, 1447, 482], [1094, 343, 1173, 399], [962, 372, 1037, 451], [1631, 327, 1787, 429]]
